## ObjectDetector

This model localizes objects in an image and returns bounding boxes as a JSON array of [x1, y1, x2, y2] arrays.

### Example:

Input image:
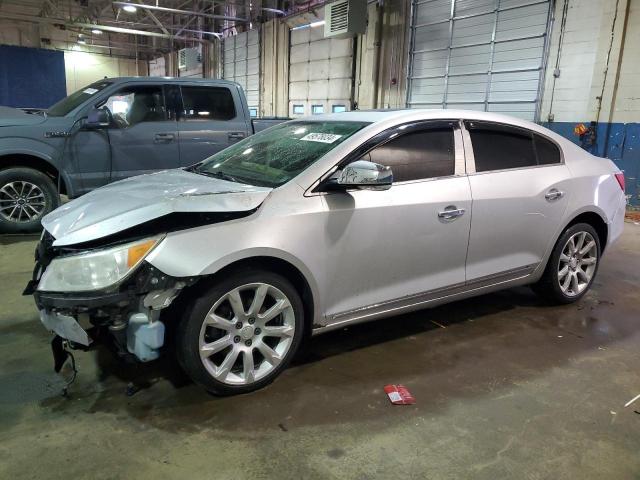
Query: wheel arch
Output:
[[0, 153, 70, 196], [172, 254, 319, 337], [563, 210, 609, 253]]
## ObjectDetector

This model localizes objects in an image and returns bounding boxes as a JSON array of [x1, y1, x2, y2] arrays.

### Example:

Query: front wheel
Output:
[[532, 223, 601, 304], [0, 167, 60, 233], [177, 270, 305, 395]]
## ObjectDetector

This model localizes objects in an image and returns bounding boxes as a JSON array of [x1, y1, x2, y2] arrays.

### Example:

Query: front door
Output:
[[101, 84, 180, 182], [463, 120, 571, 283], [320, 123, 472, 321]]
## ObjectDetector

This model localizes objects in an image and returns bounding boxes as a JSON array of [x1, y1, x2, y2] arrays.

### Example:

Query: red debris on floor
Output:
[[384, 385, 416, 405]]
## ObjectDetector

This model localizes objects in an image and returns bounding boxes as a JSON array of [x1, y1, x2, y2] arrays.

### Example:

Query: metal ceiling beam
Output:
[[112, 2, 248, 22], [1, 12, 208, 43], [135, 0, 169, 34]]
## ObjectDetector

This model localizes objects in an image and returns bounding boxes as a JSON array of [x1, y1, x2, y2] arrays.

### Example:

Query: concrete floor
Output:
[[1, 225, 639, 480]]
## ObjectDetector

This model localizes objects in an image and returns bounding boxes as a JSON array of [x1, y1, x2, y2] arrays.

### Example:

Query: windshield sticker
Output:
[[83, 88, 99, 95], [300, 133, 343, 144]]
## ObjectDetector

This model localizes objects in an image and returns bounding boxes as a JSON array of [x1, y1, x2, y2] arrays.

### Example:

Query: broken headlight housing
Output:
[[37, 236, 163, 292]]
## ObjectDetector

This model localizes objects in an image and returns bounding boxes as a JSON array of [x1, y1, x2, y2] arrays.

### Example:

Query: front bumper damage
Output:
[[24, 232, 196, 371]]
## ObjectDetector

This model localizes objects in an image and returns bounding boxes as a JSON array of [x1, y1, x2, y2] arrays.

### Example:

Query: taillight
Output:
[[614, 172, 625, 192]]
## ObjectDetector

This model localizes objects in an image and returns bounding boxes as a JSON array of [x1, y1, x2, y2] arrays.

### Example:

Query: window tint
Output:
[[365, 128, 455, 182], [180, 86, 235, 121], [102, 85, 166, 127], [534, 134, 562, 165], [467, 122, 536, 172]]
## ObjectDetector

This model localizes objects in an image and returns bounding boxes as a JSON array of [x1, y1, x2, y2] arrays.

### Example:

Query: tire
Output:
[[0, 167, 60, 234], [176, 269, 305, 395], [532, 223, 601, 304]]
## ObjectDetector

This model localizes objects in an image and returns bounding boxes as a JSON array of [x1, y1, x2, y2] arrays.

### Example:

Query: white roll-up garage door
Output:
[[407, 0, 552, 121], [223, 29, 260, 116], [288, 25, 354, 117]]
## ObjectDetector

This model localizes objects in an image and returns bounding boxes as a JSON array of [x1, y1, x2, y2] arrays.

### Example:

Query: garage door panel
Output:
[[310, 39, 330, 61], [223, 29, 261, 112], [289, 62, 309, 82], [247, 43, 259, 59], [309, 79, 329, 98], [310, 25, 325, 42], [330, 38, 353, 58], [412, 49, 448, 78], [290, 43, 310, 64], [247, 58, 259, 76], [455, 0, 494, 16], [291, 28, 310, 45], [415, 0, 451, 24], [289, 82, 308, 101], [329, 57, 351, 79], [309, 59, 330, 78], [328, 78, 352, 99], [408, 0, 550, 120], [487, 102, 536, 120], [447, 74, 488, 102], [414, 23, 450, 51], [496, 3, 549, 41], [451, 13, 494, 47]]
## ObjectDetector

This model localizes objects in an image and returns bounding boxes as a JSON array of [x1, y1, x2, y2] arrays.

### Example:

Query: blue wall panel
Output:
[[0, 45, 66, 109], [545, 122, 640, 206]]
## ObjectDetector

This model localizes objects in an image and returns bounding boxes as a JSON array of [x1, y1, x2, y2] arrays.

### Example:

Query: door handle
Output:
[[545, 189, 565, 201], [154, 133, 175, 143], [438, 206, 466, 220], [228, 132, 246, 140]]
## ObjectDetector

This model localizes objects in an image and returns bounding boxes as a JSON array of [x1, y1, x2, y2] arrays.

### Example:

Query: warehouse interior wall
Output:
[[540, 0, 640, 205]]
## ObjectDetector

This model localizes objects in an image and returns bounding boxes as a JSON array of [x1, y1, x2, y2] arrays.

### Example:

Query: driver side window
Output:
[[102, 85, 167, 128]]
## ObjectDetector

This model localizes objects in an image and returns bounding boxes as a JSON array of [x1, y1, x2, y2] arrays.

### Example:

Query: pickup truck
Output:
[[0, 77, 287, 233]]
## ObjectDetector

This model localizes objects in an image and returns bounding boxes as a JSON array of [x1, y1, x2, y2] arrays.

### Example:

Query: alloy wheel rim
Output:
[[558, 231, 598, 297], [0, 181, 46, 223], [198, 282, 296, 385]]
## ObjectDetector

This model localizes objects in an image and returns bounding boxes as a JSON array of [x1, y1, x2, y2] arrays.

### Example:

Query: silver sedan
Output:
[[32, 110, 627, 395]]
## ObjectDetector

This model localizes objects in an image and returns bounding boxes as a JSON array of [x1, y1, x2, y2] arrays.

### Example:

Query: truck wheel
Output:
[[0, 167, 60, 234], [176, 269, 305, 395]]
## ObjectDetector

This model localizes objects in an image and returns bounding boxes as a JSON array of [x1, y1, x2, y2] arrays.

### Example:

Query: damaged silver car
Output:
[[26, 110, 626, 395]]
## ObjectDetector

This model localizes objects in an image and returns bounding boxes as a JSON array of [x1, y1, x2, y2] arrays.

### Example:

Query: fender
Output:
[[147, 245, 323, 326], [0, 138, 74, 197]]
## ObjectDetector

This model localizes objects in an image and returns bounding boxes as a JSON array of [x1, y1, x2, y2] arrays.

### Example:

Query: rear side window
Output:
[[534, 134, 562, 165], [366, 128, 455, 182], [180, 86, 236, 121], [466, 122, 535, 172]]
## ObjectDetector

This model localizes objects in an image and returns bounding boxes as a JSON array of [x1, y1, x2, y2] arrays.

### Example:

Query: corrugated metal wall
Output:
[[407, 0, 552, 121], [223, 29, 260, 116], [288, 24, 354, 117]]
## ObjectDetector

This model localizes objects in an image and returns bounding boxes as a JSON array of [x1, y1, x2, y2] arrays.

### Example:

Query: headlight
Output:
[[37, 236, 162, 292]]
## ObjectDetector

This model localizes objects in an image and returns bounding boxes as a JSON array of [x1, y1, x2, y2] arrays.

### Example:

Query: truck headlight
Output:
[[37, 236, 163, 292]]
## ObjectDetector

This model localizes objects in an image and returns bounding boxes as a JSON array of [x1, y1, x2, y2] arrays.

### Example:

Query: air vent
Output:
[[178, 47, 201, 71], [324, 0, 367, 39]]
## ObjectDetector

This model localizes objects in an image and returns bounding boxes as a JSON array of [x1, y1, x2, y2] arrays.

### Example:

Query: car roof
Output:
[[103, 76, 241, 87]]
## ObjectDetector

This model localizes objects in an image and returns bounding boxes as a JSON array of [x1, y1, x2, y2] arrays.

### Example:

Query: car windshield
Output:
[[192, 120, 370, 188], [47, 81, 112, 117]]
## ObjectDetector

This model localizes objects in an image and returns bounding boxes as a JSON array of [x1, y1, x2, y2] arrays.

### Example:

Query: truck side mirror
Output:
[[85, 108, 111, 129]]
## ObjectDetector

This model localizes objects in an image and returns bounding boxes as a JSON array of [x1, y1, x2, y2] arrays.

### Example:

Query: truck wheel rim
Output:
[[0, 181, 46, 223], [558, 231, 598, 297], [198, 282, 296, 385]]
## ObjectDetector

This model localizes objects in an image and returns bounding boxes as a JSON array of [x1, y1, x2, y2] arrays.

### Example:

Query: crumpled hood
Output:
[[43, 169, 272, 246], [0, 106, 47, 127]]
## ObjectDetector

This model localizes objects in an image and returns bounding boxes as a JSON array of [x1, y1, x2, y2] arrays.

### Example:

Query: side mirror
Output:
[[84, 108, 111, 129], [337, 160, 393, 191]]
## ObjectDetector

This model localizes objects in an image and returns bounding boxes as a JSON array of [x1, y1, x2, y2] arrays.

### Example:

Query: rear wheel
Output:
[[532, 223, 601, 304], [177, 269, 305, 395], [0, 167, 59, 233]]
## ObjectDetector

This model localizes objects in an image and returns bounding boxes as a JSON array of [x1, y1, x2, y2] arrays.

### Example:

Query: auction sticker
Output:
[[300, 133, 343, 144]]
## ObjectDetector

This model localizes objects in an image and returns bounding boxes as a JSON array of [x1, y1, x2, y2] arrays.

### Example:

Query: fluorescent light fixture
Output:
[[77, 36, 86, 44], [91, 28, 102, 34], [122, 4, 138, 13], [291, 20, 325, 31]]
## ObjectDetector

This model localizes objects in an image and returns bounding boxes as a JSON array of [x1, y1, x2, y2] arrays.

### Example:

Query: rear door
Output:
[[320, 122, 472, 319], [463, 120, 571, 284], [176, 84, 249, 166]]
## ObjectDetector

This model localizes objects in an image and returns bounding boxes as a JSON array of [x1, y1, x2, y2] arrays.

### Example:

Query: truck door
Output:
[[99, 84, 180, 182], [176, 85, 249, 166]]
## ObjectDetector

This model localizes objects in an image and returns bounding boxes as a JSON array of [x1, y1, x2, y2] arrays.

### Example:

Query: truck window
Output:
[[102, 85, 167, 128], [180, 86, 236, 121]]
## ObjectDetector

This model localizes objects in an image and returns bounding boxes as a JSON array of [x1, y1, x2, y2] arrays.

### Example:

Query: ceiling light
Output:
[[77, 36, 86, 44], [91, 28, 102, 34], [122, 5, 137, 13]]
